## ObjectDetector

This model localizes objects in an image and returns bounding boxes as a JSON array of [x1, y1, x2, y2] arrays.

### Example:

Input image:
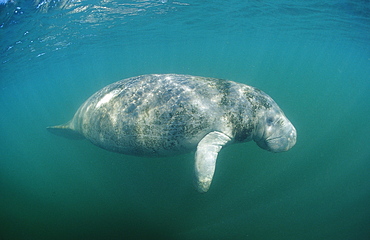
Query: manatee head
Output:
[[253, 103, 297, 153]]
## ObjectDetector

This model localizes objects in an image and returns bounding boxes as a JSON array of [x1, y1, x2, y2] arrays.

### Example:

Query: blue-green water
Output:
[[1, 0, 369, 239]]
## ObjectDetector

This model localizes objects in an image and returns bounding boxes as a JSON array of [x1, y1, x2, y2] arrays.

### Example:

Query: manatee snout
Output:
[[257, 123, 297, 153]]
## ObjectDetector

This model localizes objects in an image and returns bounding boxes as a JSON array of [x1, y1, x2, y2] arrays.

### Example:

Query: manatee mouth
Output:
[[258, 128, 297, 153], [266, 137, 290, 152], [256, 137, 285, 152]]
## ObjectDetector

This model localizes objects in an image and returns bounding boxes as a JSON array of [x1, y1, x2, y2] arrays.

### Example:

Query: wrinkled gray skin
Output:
[[48, 74, 297, 193]]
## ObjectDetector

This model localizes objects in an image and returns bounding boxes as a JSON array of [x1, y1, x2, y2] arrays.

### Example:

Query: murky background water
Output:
[[1, 0, 369, 239]]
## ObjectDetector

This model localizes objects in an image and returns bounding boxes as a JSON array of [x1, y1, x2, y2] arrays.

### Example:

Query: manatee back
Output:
[[69, 74, 233, 156]]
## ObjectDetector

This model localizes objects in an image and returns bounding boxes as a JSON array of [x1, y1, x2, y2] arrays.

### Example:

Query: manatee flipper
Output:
[[194, 131, 232, 193], [47, 122, 84, 140]]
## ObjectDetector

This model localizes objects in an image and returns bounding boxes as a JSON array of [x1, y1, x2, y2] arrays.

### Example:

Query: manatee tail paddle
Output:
[[47, 123, 84, 140]]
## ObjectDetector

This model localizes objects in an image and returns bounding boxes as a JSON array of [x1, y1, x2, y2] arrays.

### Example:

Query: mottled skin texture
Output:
[[48, 74, 297, 192], [69, 75, 255, 155]]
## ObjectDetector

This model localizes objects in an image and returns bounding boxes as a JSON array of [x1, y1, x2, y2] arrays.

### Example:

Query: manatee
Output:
[[47, 74, 297, 193]]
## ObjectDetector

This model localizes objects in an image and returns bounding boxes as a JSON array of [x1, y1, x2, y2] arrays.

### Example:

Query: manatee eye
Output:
[[266, 117, 274, 126]]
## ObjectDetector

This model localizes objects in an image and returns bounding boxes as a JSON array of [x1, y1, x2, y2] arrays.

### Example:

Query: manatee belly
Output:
[[84, 104, 213, 157]]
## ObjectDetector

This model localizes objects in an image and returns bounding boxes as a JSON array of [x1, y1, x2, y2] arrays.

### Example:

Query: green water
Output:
[[1, 1, 369, 239]]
